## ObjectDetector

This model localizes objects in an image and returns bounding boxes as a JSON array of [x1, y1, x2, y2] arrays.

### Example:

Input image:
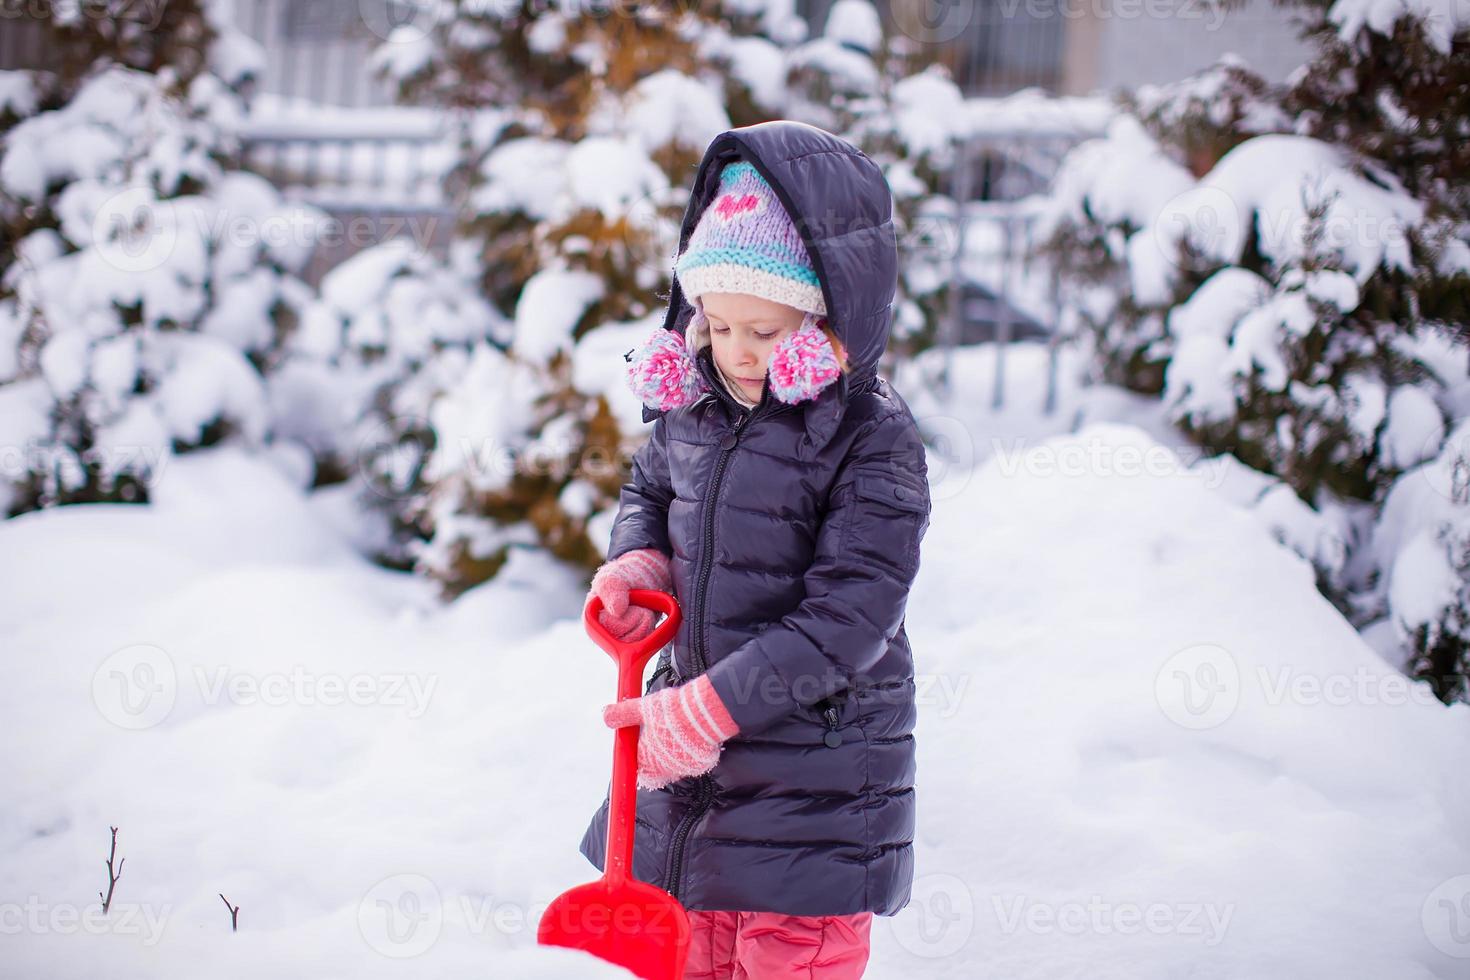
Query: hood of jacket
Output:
[[643, 120, 899, 450]]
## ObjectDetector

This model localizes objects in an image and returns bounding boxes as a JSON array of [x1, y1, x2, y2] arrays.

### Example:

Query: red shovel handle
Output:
[[584, 588, 680, 693], [584, 589, 681, 886], [538, 589, 688, 978]]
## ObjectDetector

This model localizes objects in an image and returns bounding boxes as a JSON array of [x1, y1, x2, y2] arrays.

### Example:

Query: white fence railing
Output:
[[235, 104, 1102, 409]]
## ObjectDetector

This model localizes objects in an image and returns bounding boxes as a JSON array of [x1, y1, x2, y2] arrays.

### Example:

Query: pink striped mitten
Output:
[[602, 675, 741, 790], [587, 548, 673, 642]]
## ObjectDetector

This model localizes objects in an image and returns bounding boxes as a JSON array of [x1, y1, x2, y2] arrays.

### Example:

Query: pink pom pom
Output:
[[625, 325, 709, 411], [768, 312, 841, 405]]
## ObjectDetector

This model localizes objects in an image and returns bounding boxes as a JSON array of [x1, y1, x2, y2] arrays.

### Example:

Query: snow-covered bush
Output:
[[358, 0, 966, 594], [1124, 54, 1291, 179], [765, 0, 968, 349], [394, 262, 662, 593], [41, 0, 234, 82], [1036, 4, 1470, 699], [463, 121, 689, 325], [0, 5, 328, 515], [863, 65, 968, 349], [1039, 69, 1461, 506], [697, 0, 809, 122], [1286, 0, 1470, 225], [266, 236, 508, 565], [270, 238, 506, 463], [782, 0, 883, 132], [1155, 132, 1442, 501], [356, 3, 774, 593], [1374, 418, 1470, 703], [1033, 112, 1199, 392]]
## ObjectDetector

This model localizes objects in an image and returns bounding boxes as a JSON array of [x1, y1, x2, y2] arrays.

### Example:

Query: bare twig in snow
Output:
[[99, 826, 124, 914], [220, 893, 239, 932]]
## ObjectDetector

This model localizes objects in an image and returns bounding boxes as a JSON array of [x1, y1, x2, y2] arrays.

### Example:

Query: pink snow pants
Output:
[[683, 908, 873, 978]]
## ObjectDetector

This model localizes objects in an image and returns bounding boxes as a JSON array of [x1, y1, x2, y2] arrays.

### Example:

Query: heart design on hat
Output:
[[672, 159, 828, 319], [711, 192, 766, 222]]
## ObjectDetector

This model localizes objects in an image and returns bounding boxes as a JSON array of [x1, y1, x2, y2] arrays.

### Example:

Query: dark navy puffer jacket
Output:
[[579, 120, 932, 917]]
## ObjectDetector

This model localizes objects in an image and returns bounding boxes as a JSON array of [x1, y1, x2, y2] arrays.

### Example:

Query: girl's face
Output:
[[701, 292, 805, 400]]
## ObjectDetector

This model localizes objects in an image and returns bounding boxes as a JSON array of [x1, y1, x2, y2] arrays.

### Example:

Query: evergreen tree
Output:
[[0, 2, 325, 515], [781, 0, 966, 352], [357, 0, 961, 595], [1037, 3, 1470, 700]]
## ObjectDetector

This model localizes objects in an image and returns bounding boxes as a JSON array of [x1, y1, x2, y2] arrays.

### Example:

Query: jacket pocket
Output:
[[849, 472, 929, 577], [810, 690, 852, 749]]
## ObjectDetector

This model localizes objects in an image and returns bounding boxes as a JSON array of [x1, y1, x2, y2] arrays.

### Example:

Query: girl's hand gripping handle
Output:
[[584, 588, 681, 888]]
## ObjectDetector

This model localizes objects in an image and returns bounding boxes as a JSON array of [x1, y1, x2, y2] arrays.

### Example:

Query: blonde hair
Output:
[[816, 318, 850, 374]]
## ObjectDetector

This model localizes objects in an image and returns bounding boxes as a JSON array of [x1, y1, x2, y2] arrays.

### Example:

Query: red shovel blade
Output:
[[538, 588, 690, 980], [539, 878, 690, 979]]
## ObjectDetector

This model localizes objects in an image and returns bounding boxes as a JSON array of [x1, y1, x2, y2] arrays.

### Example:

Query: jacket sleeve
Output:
[[704, 409, 931, 736], [605, 413, 675, 561]]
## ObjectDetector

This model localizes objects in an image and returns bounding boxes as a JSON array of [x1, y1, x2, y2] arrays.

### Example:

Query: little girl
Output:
[[578, 120, 931, 979]]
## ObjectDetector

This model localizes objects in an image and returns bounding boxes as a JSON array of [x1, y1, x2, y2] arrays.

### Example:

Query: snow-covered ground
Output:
[[3, 365, 1468, 978]]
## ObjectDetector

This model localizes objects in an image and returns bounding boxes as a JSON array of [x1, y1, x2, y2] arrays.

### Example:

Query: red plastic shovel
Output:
[[538, 588, 690, 979]]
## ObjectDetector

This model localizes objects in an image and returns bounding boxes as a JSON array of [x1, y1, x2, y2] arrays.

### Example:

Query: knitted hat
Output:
[[625, 158, 844, 412], [674, 160, 827, 316]]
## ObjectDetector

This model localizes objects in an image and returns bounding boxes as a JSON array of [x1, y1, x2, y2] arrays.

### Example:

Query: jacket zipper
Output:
[[819, 699, 843, 748], [646, 659, 673, 693], [664, 393, 760, 902]]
